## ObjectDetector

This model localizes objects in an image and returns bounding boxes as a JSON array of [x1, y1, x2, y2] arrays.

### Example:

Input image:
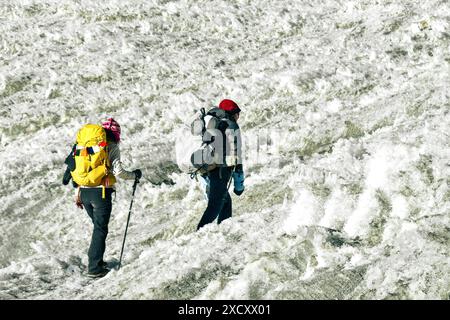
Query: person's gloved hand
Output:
[[134, 169, 142, 181], [232, 171, 245, 196], [62, 166, 72, 185]]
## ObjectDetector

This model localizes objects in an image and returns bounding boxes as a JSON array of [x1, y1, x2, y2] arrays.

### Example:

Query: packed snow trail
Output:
[[0, 0, 449, 299]]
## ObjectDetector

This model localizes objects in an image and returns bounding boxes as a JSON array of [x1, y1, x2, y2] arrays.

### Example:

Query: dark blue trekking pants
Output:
[[197, 167, 233, 230], [80, 188, 114, 273]]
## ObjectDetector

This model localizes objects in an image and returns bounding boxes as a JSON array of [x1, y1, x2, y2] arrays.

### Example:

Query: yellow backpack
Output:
[[70, 124, 116, 198]]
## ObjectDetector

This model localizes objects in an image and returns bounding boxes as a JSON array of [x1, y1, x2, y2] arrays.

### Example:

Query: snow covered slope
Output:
[[0, 0, 449, 299]]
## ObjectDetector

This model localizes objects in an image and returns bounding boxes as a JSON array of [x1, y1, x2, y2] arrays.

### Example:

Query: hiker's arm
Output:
[[108, 145, 136, 180], [233, 127, 244, 195], [236, 127, 243, 172]]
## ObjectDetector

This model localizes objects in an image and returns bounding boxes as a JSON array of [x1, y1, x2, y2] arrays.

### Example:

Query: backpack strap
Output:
[[101, 144, 112, 199], [199, 108, 207, 136]]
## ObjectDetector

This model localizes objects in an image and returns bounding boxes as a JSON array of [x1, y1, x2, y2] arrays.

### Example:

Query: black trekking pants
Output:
[[80, 188, 114, 273], [197, 167, 233, 230]]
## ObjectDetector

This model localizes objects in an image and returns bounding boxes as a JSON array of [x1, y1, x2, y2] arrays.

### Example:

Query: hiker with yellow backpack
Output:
[[63, 118, 142, 278]]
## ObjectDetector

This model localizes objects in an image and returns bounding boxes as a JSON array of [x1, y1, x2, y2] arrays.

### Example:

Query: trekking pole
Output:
[[227, 165, 236, 190], [118, 176, 140, 270]]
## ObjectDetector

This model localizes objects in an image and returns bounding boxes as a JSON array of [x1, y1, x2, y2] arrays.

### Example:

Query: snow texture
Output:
[[0, 0, 449, 299]]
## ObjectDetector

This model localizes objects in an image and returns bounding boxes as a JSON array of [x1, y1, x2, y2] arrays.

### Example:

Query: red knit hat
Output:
[[219, 99, 241, 115]]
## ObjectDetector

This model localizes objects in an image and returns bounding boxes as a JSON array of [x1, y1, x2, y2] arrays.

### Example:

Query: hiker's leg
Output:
[[218, 192, 232, 224], [197, 168, 232, 230], [197, 168, 229, 230], [81, 189, 94, 222], [83, 188, 113, 273]]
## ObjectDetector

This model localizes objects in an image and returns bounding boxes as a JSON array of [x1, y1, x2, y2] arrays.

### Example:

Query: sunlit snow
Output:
[[0, 0, 449, 299]]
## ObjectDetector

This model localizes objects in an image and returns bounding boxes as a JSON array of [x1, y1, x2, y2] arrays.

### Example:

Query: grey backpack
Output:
[[189, 108, 231, 177]]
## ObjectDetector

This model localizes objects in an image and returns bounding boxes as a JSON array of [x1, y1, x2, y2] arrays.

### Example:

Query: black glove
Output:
[[62, 166, 72, 185], [134, 169, 142, 180], [63, 151, 76, 186]]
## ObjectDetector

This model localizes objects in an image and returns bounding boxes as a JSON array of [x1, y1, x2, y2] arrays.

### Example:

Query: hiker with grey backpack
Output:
[[185, 99, 246, 230]]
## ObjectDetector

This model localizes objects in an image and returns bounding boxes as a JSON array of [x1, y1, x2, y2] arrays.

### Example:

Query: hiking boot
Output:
[[87, 268, 109, 279]]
